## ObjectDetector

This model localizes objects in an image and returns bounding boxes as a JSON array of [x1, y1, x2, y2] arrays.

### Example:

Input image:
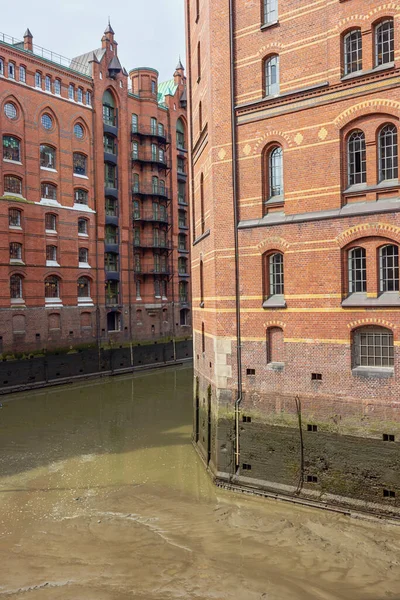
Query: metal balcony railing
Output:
[[132, 151, 170, 169], [132, 184, 170, 199], [133, 211, 169, 225], [133, 237, 172, 250], [132, 126, 171, 144], [133, 262, 171, 276]]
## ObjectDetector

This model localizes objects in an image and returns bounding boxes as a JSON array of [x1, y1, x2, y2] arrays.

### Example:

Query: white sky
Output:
[[1, 0, 186, 82]]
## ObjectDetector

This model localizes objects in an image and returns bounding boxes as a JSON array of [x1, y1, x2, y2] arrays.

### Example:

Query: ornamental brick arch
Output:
[[367, 3, 400, 20], [336, 223, 400, 248], [263, 320, 287, 330], [335, 15, 368, 34], [333, 99, 400, 130], [1, 93, 26, 120], [257, 236, 290, 254], [347, 318, 397, 331], [258, 42, 284, 58], [253, 130, 293, 155]]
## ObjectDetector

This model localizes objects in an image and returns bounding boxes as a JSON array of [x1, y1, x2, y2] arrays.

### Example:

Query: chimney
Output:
[[23, 29, 33, 52]]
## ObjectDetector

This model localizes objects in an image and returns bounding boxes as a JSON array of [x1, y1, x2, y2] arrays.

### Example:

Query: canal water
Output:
[[0, 365, 399, 600]]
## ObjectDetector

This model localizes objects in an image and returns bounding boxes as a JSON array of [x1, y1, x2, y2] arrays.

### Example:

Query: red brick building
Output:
[[0, 24, 191, 353], [186, 0, 400, 514]]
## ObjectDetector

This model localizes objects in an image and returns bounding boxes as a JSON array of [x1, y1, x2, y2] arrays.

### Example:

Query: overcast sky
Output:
[[2, 0, 186, 82]]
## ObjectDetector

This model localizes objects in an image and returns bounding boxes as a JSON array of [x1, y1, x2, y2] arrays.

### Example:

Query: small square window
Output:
[[306, 475, 318, 483], [311, 373, 322, 381], [246, 368, 256, 376], [242, 463, 252, 471], [307, 424, 318, 432], [242, 416, 252, 423], [383, 434, 395, 442]]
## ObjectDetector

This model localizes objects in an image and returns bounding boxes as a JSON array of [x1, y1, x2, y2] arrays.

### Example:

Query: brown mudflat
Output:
[[0, 366, 399, 600]]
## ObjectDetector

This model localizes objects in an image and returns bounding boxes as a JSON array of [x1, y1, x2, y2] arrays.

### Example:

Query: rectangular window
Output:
[[8, 63, 15, 79], [151, 144, 157, 160], [105, 252, 118, 271], [46, 245, 57, 261], [77, 88, 83, 103], [10, 242, 22, 260], [0, 59, 4, 76], [19, 65, 26, 83], [9, 209, 21, 227], [68, 84, 75, 100], [45, 214, 56, 231], [45, 75, 51, 92], [132, 113, 138, 133], [178, 158, 185, 173], [105, 197, 117, 216], [86, 90, 92, 106], [35, 72, 42, 88], [356, 329, 394, 367], [54, 79, 61, 95], [263, 0, 278, 25], [151, 117, 157, 135], [73, 153, 87, 176]]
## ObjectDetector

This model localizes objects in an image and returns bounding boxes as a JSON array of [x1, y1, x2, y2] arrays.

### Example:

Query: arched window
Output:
[[344, 29, 362, 75], [263, 0, 278, 25], [78, 218, 88, 235], [45, 275, 60, 298], [45, 213, 57, 231], [103, 90, 116, 126], [3, 136, 20, 162], [4, 175, 22, 195], [8, 62, 15, 79], [73, 152, 87, 176], [348, 247, 366, 293], [10, 242, 22, 261], [375, 19, 394, 67], [265, 55, 279, 96], [379, 244, 399, 292], [177, 118, 185, 149], [86, 90, 92, 106], [353, 326, 394, 368], [269, 252, 284, 296], [348, 130, 366, 185], [152, 176, 159, 194], [79, 248, 89, 264], [78, 276, 90, 298], [75, 189, 88, 205], [159, 179, 165, 195], [179, 280, 188, 303], [151, 117, 157, 135], [74, 123, 84, 139], [378, 124, 398, 182], [268, 146, 283, 198], [9, 208, 21, 227], [40, 145, 56, 169], [266, 327, 284, 363], [41, 182, 57, 200], [132, 141, 139, 160], [10, 274, 23, 299]]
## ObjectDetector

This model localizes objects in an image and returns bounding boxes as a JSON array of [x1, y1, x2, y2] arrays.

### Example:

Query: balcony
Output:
[[132, 151, 170, 170], [133, 211, 169, 225], [132, 126, 171, 145], [133, 262, 171, 276], [133, 237, 172, 250], [132, 184, 170, 200]]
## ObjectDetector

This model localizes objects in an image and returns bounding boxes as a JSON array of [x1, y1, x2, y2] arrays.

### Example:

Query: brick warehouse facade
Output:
[[0, 24, 191, 354], [186, 0, 400, 516]]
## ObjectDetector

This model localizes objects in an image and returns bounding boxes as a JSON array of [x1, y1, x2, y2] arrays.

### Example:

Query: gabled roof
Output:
[[70, 47, 106, 72], [157, 78, 178, 104]]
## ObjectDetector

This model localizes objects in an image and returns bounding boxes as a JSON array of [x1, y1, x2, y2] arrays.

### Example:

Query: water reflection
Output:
[[0, 366, 399, 600]]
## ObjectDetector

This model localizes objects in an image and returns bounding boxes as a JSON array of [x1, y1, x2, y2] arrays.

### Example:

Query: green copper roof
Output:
[[157, 78, 178, 105]]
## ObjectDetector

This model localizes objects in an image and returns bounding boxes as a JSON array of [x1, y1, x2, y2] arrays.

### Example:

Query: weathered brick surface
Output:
[[187, 0, 400, 512]]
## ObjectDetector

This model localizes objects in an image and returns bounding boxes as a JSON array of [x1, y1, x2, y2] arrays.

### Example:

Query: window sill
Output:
[[264, 195, 284, 206], [45, 298, 63, 308], [10, 298, 25, 306], [342, 292, 400, 307], [73, 203, 94, 213], [3, 159, 22, 165], [40, 166, 57, 173], [40, 198, 62, 207], [74, 173, 89, 179], [352, 366, 394, 379], [9, 226, 22, 231], [341, 63, 395, 82], [78, 297, 94, 306], [267, 361, 284, 372], [260, 19, 279, 31], [79, 262, 91, 269], [263, 295, 286, 308], [78, 233, 89, 238], [45, 229, 57, 236], [4, 192, 24, 199], [344, 180, 399, 195], [46, 260, 60, 268], [10, 259, 25, 265]]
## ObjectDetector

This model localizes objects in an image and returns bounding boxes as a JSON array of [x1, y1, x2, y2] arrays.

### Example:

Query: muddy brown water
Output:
[[0, 365, 399, 600]]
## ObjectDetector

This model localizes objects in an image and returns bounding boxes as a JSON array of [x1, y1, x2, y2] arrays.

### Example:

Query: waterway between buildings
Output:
[[0, 365, 399, 600]]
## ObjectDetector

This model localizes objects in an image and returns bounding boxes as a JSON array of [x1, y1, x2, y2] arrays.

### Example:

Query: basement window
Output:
[[242, 416, 252, 423], [246, 368, 255, 375], [311, 373, 322, 381], [383, 433, 395, 442], [307, 424, 318, 432], [242, 463, 252, 471], [306, 475, 318, 483], [383, 489, 396, 498]]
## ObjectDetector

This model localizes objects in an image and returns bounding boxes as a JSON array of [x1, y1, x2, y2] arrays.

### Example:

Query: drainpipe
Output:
[[228, 0, 243, 471]]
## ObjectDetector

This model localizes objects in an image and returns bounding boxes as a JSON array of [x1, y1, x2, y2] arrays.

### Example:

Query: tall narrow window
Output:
[[132, 113, 138, 133], [68, 84, 75, 100], [263, 0, 278, 25], [78, 277, 90, 298], [197, 41, 201, 81], [344, 30, 362, 75], [375, 19, 394, 67], [200, 260, 204, 305], [4, 176, 22, 195], [40, 145, 56, 169], [269, 253, 284, 296], [0, 59, 3, 76], [45, 276, 60, 299], [79, 248, 89, 264], [46, 245, 57, 262], [35, 71, 42, 88], [177, 118, 185, 149], [154, 279, 161, 298], [10, 242, 22, 261], [45, 75, 51, 92], [151, 117, 157, 135], [3, 136, 20, 162], [77, 88, 83, 103], [379, 124, 398, 181], [348, 130, 366, 185], [199, 101, 203, 132], [348, 247, 366, 293], [45, 213, 56, 231], [268, 146, 283, 197], [86, 90, 92, 105], [8, 62, 15, 79], [200, 173, 205, 233], [78, 218, 88, 235], [105, 224, 117, 243], [9, 208, 21, 227], [132, 141, 139, 160], [379, 245, 399, 292], [19, 65, 26, 83], [265, 55, 279, 96], [180, 281, 188, 303], [151, 143, 157, 161], [54, 79, 61, 95], [103, 90, 116, 126], [133, 200, 140, 219], [106, 197, 117, 216], [10, 274, 23, 299], [132, 173, 140, 193], [105, 163, 117, 188], [73, 153, 87, 176]]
